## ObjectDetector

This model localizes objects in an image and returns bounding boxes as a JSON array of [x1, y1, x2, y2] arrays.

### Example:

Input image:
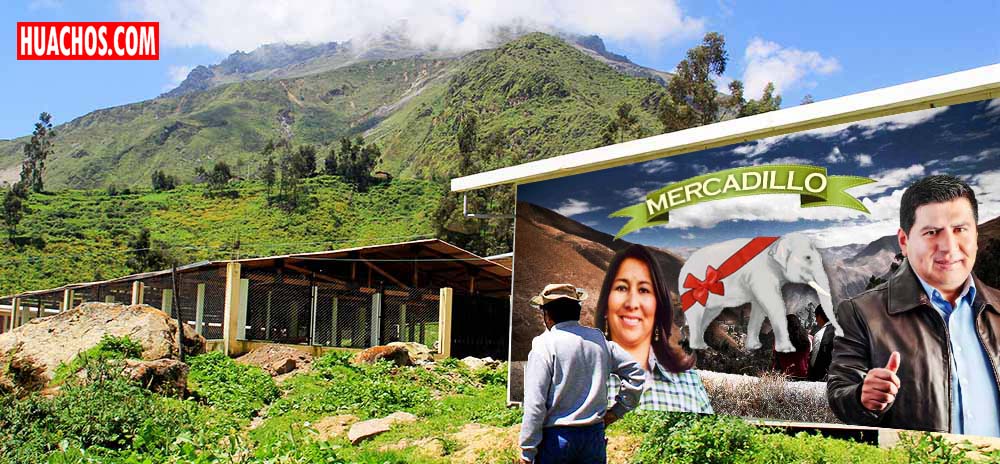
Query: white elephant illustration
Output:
[[679, 233, 843, 353]]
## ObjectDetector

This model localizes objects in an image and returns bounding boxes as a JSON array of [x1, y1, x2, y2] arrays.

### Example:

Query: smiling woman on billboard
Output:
[[596, 243, 713, 413]]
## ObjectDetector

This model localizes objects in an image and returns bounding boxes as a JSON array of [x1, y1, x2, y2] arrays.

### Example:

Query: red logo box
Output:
[[17, 22, 159, 60]]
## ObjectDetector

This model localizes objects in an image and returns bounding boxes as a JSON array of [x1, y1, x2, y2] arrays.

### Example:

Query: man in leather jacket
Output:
[[827, 175, 1000, 436]]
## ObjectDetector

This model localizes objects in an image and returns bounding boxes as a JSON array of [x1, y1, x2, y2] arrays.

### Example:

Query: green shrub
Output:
[[311, 349, 356, 378], [187, 351, 279, 418], [0, 393, 57, 463], [632, 413, 760, 464], [52, 335, 143, 384]]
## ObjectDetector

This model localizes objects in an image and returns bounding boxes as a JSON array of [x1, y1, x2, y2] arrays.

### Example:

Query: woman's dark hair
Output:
[[542, 298, 582, 323], [595, 244, 694, 373], [786, 314, 810, 353]]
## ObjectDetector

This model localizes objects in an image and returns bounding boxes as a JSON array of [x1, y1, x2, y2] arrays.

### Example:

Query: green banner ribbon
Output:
[[610, 165, 875, 239]]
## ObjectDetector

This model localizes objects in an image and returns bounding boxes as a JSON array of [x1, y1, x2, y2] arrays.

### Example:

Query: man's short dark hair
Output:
[[900, 175, 978, 234], [542, 298, 582, 323], [814, 305, 827, 324]]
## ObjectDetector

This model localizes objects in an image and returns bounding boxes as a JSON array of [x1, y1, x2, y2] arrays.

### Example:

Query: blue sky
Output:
[[1, 1, 998, 140], [518, 98, 1000, 250]]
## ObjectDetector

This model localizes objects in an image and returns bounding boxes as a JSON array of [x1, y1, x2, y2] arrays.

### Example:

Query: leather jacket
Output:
[[826, 259, 1000, 432]]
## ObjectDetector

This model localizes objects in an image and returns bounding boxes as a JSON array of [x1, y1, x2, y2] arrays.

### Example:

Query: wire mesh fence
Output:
[[381, 287, 440, 348], [313, 282, 375, 348], [244, 268, 314, 345], [243, 269, 442, 349]]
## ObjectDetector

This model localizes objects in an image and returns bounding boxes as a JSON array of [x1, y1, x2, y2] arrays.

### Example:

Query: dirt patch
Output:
[[235, 345, 312, 377], [607, 433, 642, 463], [451, 423, 519, 463], [312, 414, 358, 441]]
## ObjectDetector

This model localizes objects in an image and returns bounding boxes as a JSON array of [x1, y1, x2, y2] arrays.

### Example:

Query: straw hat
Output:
[[529, 283, 588, 309]]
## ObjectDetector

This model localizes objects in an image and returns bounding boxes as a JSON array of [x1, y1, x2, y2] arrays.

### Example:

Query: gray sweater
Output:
[[519, 321, 645, 462]]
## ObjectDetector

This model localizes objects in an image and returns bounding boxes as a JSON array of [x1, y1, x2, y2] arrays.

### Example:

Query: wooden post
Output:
[[131, 281, 143, 305], [161, 289, 173, 314], [9, 298, 19, 330], [195, 283, 206, 336], [370, 292, 382, 347], [222, 262, 243, 356], [309, 285, 318, 346], [438, 287, 453, 358], [62, 289, 73, 312], [237, 278, 249, 341]]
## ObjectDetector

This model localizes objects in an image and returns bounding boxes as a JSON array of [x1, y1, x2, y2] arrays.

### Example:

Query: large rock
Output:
[[347, 411, 418, 444], [386, 342, 434, 364], [236, 345, 313, 376], [460, 356, 501, 371], [0, 303, 205, 390], [353, 345, 412, 367], [123, 358, 189, 396]]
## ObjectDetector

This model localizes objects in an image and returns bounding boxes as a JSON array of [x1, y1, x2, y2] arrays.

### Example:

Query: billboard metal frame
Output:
[[451, 64, 1000, 192]]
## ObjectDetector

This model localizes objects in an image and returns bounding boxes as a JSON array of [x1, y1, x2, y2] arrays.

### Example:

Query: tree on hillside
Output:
[[602, 102, 643, 145], [125, 228, 171, 273], [151, 170, 178, 192], [332, 137, 381, 191], [657, 32, 780, 132], [3, 184, 27, 243], [290, 145, 318, 179], [21, 112, 55, 193], [276, 148, 304, 211], [196, 161, 235, 197], [324, 146, 338, 176], [260, 156, 276, 198], [456, 108, 478, 174]]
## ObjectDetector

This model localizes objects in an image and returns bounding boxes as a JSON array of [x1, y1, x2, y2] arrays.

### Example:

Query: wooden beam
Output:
[[362, 259, 409, 289]]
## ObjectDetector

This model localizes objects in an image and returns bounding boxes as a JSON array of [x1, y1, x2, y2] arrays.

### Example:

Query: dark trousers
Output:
[[536, 422, 606, 464]]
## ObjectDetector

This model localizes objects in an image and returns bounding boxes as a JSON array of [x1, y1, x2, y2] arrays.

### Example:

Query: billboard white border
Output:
[[451, 64, 999, 192]]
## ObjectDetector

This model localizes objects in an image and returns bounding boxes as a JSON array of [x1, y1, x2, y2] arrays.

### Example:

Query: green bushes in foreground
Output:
[[3, 349, 998, 463], [186, 351, 280, 419]]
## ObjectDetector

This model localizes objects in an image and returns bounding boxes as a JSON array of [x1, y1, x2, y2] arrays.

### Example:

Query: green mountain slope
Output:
[[372, 32, 665, 178], [1, 33, 668, 190], [0, 57, 454, 189], [0, 177, 443, 295]]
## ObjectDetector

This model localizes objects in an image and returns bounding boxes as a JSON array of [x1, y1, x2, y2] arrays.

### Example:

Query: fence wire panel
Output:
[[314, 283, 375, 349], [100, 281, 133, 305], [35, 291, 65, 316], [165, 268, 227, 340], [244, 269, 313, 345], [141, 275, 173, 313], [71, 285, 98, 306], [381, 286, 439, 347]]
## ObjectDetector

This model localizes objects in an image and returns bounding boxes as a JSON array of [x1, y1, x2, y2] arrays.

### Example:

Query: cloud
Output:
[[554, 198, 603, 217], [123, 0, 704, 53], [986, 99, 1000, 117], [29, 0, 61, 9], [969, 169, 1000, 220], [619, 187, 647, 202], [680, 232, 696, 240], [854, 154, 873, 167], [164, 65, 193, 91], [730, 105, 951, 160], [825, 147, 845, 163], [731, 156, 811, 167], [741, 38, 840, 99], [639, 159, 675, 175], [851, 164, 925, 198]]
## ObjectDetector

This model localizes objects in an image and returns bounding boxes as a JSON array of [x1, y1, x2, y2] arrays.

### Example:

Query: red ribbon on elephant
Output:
[[680, 236, 778, 311]]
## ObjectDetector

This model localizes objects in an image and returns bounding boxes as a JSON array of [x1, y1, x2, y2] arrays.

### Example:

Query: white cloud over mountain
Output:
[[124, 0, 704, 53]]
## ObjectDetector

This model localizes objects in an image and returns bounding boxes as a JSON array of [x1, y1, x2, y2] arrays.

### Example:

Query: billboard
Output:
[[510, 97, 1000, 436]]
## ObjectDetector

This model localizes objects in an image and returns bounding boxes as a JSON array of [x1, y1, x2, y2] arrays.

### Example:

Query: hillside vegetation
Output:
[[0, 58, 454, 189], [372, 32, 665, 179], [0, 176, 443, 296]]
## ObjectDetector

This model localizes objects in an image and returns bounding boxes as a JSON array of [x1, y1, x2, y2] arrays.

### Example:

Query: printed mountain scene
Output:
[[510, 98, 1000, 411]]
